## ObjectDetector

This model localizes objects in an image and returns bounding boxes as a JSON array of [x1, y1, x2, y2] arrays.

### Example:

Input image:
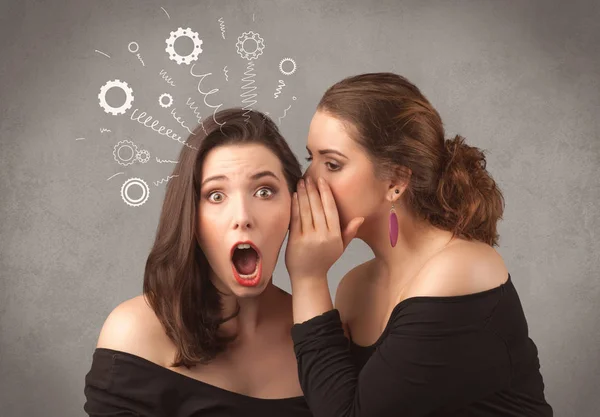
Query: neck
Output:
[[210, 276, 282, 340], [357, 205, 454, 285]]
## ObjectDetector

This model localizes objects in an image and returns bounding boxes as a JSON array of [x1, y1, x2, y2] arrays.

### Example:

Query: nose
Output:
[[232, 195, 254, 230]]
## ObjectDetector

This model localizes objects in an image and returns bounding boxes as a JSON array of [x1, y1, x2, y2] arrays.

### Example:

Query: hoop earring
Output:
[[389, 201, 399, 248]]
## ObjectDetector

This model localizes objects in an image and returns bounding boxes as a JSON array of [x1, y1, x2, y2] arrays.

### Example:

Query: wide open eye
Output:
[[207, 191, 225, 203], [255, 188, 274, 199]]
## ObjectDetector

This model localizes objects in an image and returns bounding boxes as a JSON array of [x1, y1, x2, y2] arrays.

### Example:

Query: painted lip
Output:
[[230, 240, 262, 287]]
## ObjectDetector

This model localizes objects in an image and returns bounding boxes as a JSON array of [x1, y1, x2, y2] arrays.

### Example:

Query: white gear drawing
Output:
[[158, 93, 173, 108], [165, 27, 203, 65], [279, 58, 297, 76], [236, 31, 265, 60], [98, 79, 134, 116], [136, 149, 150, 164], [121, 177, 150, 207], [113, 140, 139, 166]]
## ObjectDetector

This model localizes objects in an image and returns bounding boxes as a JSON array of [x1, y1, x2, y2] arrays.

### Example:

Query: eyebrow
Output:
[[201, 170, 280, 187], [306, 147, 348, 159]]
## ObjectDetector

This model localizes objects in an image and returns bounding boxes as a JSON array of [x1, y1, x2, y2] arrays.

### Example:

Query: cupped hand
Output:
[[285, 176, 364, 281]]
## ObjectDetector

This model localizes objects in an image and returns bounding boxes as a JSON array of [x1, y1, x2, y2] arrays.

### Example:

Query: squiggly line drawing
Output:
[[100, 128, 111, 133], [153, 175, 179, 186], [274, 80, 285, 98], [128, 42, 145, 67], [130, 108, 197, 150], [107, 172, 124, 181], [171, 108, 194, 135], [75, 137, 85, 141], [155, 157, 178, 164], [189, 65, 225, 129], [218, 17, 226, 39], [136, 55, 145, 66], [223, 66, 229, 81], [185, 98, 207, 135], [241, 62, 257, 121], [161, 7, 170, 19], [95, 50, 110, 58], [159, 69, 176, 87], [278, 105, 292, 126]]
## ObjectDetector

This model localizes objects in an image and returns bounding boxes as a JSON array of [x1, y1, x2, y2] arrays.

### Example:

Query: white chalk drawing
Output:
[[113, 139, 139, 166], [236, 31, 265, 60], [75, 137, 85, 141], [100, 128, 111, 133], [185, 97, 203, 125], [161, 6, 170, 19], [166, 27, 203, 65], [159, 93, 173, 108], [130, 108, 198, 150], [121, 177, 150, 207], [241, 62, 257, 120], [155, 157, 178, 164], [278, 104, 292, 126], [189, 65, 225, 129], [253, 13, 255, 22], [107, 172, 124, 181], [274, 80, 285, 98], [218, 17, 226, 39], [98, 79, 134, 116], [136, 149, 151, 164], [279, 58, 297, 76], [223, 66, 229, 81], [170, 108, 194, 135], [128, 42, 146, 66], [159, 69, 176, 87], [95, 50, 111, 59], [153, 175, 179, 187]]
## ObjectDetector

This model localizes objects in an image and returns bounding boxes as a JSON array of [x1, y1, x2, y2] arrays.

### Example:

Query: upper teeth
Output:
[[237, 243, 252, 249]]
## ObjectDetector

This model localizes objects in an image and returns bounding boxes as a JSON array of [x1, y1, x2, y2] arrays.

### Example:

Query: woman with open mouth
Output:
[[84, 109, 313, 417]]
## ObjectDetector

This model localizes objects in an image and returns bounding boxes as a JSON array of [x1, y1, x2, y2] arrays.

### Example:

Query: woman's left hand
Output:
[[285, 177, 364, 282]]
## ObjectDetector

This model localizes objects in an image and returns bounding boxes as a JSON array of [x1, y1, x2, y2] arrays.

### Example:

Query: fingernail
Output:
[[306, 177, 312, 186], [298, 179, 305, 188], [318, 177, 324, 185]]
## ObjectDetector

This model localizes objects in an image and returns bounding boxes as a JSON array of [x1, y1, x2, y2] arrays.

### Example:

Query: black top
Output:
[[84, 348, 313, 417], [291, 274, 553, 416]]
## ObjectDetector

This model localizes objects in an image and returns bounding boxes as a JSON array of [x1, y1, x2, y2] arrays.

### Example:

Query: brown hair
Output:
[[143, 108, 302, 368], [318, 72, 504, 246]]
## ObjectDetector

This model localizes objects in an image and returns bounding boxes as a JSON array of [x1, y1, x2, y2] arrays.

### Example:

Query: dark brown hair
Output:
[[318, 72, 504, 246], [143, 108, 302, 368]]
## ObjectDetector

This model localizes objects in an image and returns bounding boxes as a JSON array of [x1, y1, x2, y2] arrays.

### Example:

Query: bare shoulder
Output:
[[334, 259, 377, 318], [409, 239, 509, 298], [96, 295, 173, 366]]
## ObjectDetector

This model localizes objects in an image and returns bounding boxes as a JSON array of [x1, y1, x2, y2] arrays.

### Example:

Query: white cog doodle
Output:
[[121, 177, 150, 207], [165, 27, 203, 65], [113, 140, 139, 166], [136, 149, 150, 164], [236, 31, 265, 60], [158, 93, 173, 108], [98, 79, 134, 116], [279, 58, 297, 76]]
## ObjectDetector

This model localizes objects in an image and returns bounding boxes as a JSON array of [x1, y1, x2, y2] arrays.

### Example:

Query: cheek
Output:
[[329, 175, 373, 223]]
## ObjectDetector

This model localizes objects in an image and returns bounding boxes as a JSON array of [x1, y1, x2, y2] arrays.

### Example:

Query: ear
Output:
[[387, 166, 411, 202]]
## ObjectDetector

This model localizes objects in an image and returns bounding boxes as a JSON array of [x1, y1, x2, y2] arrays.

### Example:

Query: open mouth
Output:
[[230, 242, 262, 286]]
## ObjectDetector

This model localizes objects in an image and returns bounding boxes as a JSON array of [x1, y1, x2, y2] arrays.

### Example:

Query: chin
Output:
[[229, 272, 272, 298]]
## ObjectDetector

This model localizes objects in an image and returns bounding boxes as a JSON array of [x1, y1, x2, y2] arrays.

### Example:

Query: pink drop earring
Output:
[[389, 189, 400, 247]]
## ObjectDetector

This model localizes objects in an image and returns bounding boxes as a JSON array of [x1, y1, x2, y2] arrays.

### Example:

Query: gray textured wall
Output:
[[1, 0, 598, 416]]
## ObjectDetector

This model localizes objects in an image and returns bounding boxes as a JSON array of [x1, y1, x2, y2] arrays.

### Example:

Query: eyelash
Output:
[[205, 187, 276, 203], [305, 156, 341, 172]]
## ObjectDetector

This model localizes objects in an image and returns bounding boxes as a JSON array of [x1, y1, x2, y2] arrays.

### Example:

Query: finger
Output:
[[342, 217, 365, 249], [317, 177, 341, 234], [297, 179, 313, 232], [305, 177, 327, 231], [289, 192, 301, 237]]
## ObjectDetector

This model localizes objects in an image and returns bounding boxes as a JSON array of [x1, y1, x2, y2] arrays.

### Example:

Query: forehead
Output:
[[308, 111, 359, 151], [201, 143, 283, 177]]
